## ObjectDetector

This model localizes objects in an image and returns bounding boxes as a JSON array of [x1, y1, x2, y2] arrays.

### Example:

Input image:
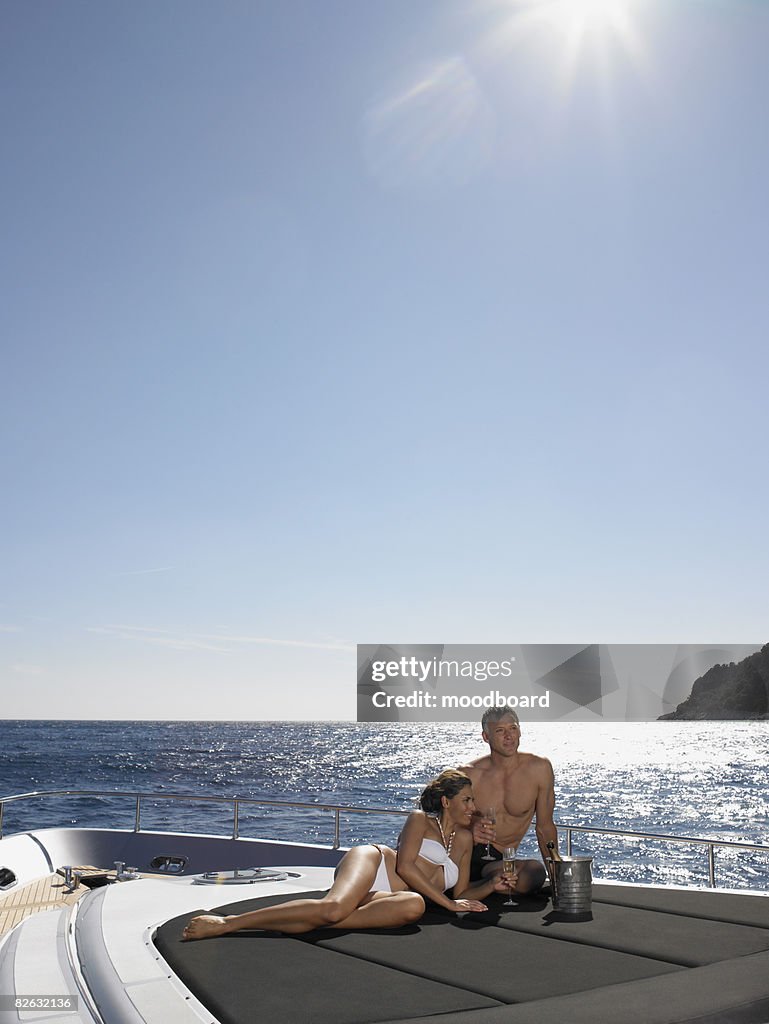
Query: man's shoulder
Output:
[[520, 751, 554, 775], [459, 754, 492, 775]]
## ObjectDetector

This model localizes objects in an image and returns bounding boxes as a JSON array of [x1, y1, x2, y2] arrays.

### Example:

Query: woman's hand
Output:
[[452, 898, 488, 913], [492, 872, 516, 894]]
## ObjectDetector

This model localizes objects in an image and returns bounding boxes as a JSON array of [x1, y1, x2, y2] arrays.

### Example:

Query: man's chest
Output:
[[477, 771, 538, 816]]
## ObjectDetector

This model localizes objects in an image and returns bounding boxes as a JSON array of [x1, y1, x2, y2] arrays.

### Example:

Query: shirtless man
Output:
[[459, 706, 558, 894]]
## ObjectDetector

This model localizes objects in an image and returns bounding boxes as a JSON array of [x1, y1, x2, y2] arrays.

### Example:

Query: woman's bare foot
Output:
[[182, 914, 230, 940]]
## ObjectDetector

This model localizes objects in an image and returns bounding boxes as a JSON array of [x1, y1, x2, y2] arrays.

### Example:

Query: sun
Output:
[[480, 0, 648, 102], [532, 0, 640, 40]]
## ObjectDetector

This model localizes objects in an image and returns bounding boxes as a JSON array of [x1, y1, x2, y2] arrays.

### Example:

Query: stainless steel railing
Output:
[[0, 789, 408, 845], [560, 823, 768, 889], [1, 789, 767, 890]]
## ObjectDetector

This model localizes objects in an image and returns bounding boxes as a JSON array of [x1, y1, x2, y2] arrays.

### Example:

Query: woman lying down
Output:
[[182, 769, 514, 939]]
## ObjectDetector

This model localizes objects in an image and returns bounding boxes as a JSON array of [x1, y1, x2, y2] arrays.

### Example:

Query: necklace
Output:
[[436, 816, 455, 857]]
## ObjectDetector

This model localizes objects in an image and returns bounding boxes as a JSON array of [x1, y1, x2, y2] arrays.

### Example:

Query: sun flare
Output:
[[483, 0, 649, 106], [531, 0, 641, 43], [540, 0, 630, 32]]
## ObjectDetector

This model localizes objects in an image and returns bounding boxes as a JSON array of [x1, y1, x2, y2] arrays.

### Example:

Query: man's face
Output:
[[482, 715, 520, 756]]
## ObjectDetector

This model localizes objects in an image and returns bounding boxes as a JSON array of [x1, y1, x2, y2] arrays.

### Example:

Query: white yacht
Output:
[[1, 789, 768, 1024]]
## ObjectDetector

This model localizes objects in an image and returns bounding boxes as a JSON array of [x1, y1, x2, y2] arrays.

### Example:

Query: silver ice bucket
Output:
[[549, 856, 593, 913]]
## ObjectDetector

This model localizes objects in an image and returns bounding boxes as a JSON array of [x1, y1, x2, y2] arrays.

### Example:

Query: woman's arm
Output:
[[396, 812, 487, 912], [456, 874, 511, 900], [451, 831, 510, 902]]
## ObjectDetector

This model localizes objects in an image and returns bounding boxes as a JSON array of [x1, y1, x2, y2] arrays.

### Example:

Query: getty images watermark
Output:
[[358, 646, 551, 719], [369, 653, 549, 709], [358, 642, 767, 722], [371, 654, 518, 684]]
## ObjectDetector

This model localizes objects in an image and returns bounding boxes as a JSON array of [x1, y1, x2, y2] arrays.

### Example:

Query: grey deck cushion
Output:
[[314, 914, 682, 1002], [488, 898, 769, 966], [154, 892, 501, 1024], [591, 883, 769, 930], [389, 952, 769, 1024], [154, 886, 769, 1024]]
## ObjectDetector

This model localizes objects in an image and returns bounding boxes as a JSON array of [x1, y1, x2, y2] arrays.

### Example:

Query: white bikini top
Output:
[[418, 837, 460, 891]]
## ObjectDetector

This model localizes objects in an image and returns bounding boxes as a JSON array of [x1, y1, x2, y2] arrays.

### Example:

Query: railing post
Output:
[[707, 844, 716, 888], [233, 799, 240, 840], [134, 795, 142, 833], [566, 827, 572, 856], [0, 800, 4, 841], [334, 809, 340, 849]]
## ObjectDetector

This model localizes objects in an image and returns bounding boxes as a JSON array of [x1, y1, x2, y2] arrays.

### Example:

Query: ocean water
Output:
[[1, 720, 767, 891]]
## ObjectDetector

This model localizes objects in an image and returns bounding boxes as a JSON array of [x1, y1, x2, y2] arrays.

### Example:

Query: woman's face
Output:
[[445, 785, 475, 828]]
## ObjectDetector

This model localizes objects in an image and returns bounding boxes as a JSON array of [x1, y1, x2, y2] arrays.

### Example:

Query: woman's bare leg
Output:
[[182, 845, 423, 940], [323, 890, 424, 930]]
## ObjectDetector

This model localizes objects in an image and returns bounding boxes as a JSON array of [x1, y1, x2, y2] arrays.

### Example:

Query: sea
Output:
[[1, 720, 767, 891]]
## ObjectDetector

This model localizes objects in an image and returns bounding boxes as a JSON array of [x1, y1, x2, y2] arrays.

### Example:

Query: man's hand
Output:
[[472, 814, 496, 846]]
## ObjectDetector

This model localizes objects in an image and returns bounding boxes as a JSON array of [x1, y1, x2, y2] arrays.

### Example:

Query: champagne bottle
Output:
[[546, 840, 560, 905]]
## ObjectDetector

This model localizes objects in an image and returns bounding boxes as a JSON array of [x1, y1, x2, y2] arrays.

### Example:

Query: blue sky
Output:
[[2, 0, 768, 720]]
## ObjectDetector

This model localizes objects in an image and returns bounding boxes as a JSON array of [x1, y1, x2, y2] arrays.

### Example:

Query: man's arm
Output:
[[458, 761, 494, 847], [533, 757, 559, 860]]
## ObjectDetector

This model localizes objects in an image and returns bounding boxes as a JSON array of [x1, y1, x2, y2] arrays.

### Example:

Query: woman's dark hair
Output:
[[419, 769, 472, 814]]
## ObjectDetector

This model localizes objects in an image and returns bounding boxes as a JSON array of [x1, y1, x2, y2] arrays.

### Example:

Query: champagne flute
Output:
[[502, 844, 518, 906], [481, 807, 497, 861]]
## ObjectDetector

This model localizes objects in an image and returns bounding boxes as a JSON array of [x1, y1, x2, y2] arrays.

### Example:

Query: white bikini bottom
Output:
[[370, 845, 393, 893]]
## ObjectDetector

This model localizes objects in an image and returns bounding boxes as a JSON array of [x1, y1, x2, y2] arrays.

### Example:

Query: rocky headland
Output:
[[659, 643, 769, 720]]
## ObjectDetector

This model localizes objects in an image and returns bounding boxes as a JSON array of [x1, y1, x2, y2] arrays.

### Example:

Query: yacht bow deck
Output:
[[1, 794, 767, 1024], [0, 871, 84, 937], [155, 883, 769, 1024]]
